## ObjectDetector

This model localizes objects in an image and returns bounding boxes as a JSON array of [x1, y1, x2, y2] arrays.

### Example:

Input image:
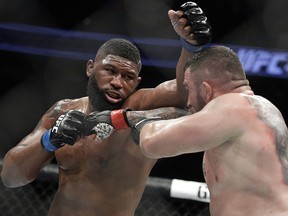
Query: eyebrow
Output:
[[106, 64, 138, 75]]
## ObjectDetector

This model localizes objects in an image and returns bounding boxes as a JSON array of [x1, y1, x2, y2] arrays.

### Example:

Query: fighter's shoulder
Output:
[[124, 80, 179, 109], [206, 93, 253, 113], [214, 93, 251, 104], [46, 97, 88, 115]]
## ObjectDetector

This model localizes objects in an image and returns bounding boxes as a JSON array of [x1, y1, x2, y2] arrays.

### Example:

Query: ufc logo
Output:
[[51, 114, 65, 133], [198, 185, 210, 200]]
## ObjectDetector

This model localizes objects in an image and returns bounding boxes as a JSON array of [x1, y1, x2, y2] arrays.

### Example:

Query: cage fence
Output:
[[0, 160, 210, 216]]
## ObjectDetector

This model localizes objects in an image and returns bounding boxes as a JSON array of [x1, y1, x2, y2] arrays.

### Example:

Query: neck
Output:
[[230, 79, 254, 95], [212, 79, 254, 97], [86, 98, 96, 114]]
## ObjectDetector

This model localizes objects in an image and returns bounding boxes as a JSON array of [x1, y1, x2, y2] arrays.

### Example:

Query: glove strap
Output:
[[111, 108, 132, 130], [41, 130, 59, 152], [180, 37, 203, 52]]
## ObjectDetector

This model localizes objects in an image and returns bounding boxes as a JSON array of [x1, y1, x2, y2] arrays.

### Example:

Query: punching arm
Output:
[[84, 107, 189, 144]]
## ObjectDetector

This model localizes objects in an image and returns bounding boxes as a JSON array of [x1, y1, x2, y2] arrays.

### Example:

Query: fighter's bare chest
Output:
[[54, 132, 134, 171]]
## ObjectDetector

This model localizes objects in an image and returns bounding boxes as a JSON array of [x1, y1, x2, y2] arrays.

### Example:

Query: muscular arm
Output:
[[126, 107, 189, 126], [138, 95, 246, 159], [83, 107, 189, 142], [125, 47, 194, 110], [1, 101, 65, 188], [124, 5, 212, 110]]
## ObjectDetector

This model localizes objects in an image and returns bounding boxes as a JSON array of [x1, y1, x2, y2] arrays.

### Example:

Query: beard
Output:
[[87, 76, 124, 111]]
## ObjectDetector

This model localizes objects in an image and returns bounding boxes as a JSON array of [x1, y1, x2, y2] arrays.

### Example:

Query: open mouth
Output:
[[105, 90, 123, 104]]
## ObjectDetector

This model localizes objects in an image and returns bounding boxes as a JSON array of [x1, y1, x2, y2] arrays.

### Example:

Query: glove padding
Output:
[[83, 109, 131, 141], [180, 2, 212, 46], [131, 117, 162, 145], [41, 110, 85, 152]]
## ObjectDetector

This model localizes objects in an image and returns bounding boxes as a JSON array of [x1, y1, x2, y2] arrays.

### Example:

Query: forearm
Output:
[[126, 107, 188, 127], [1, 134, 54, 188], [170, 2, 212, 98], [176, 48, 196, 95], [83, 107, 189, 143], [125, 107, 189, 145]]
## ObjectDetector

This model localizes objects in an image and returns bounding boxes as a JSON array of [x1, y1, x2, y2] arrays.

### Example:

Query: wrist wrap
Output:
[[111, 108, 131, 130], [41, 130, 59, 152], [180, 37, 203, 52]]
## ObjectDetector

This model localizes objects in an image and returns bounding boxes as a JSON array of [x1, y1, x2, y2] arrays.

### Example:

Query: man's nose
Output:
[[110, 75, 122, 88], [186, 100, 192, 109]]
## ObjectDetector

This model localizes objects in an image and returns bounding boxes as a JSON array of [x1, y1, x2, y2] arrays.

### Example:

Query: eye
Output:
[[103, 67, 116, 75], [122, 73, 136, 81]]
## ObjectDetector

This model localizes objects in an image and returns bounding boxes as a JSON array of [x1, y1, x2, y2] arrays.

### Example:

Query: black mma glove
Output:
[[83, 108, 162, 145], [131, 117, 162, 145], [180, 1, 212, 46], [41, 110, 85, 152], [83, 109, 131, 141]]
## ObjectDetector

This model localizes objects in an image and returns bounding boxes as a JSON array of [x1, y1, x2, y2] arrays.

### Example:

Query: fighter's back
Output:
[[204, 94, 288, 216]]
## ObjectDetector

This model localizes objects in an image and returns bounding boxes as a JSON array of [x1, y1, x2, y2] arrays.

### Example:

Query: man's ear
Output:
[[202, 81, 213, 102], [134, 77, 142, 91], [86, 59, 94, 77]]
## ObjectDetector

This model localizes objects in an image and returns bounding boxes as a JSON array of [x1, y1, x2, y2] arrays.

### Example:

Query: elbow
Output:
[[139, 134, 161, 159], [140, 142, 158, 159], [1, 171, 34, 188], [1, 165, 35, 188], [138, 122, 165, 159], [1, 174, 17, 188], [1, 169, 17, 188]]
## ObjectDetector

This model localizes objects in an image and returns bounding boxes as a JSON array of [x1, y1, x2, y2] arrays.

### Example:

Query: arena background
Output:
[[0, 0, 287, 215]]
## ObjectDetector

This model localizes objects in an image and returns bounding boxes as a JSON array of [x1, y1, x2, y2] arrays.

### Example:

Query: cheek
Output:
[[95, 73, 111, 87], [187, 90, 196, 105], [196, 93, 205, 110], [187, 86, 205, 111], [123, 81, 138, 94], [188, 84, 196, 98]]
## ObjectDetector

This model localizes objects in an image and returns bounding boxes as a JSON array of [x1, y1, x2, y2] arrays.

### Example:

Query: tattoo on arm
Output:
[[127, 107, 189, 127], [277, 131, 288, 182], [32, 102, 66, 134], [250, 96, 288, 182], [48, 109, 63, 119]]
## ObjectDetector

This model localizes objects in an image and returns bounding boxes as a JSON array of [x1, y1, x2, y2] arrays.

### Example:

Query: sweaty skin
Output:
[[0, 8, 204, 215], [1, 58, 185, 216], [140, 94, 288, 216], [49, 100, 155, 216], [138, 48, 288, 216], [48, 103, 186, 216]]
